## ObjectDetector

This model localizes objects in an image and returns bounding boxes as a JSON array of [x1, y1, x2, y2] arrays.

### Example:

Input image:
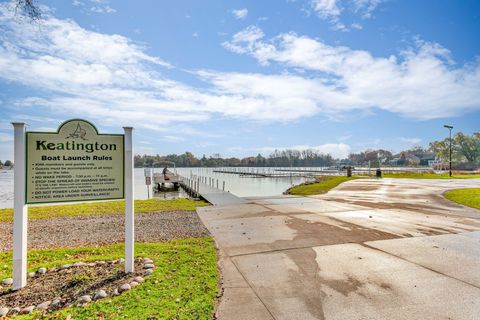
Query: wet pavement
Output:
[[197, 178, 480, 320]]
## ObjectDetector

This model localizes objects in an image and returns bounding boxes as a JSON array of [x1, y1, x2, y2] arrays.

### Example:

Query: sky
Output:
[[0, 0, 479, 161]]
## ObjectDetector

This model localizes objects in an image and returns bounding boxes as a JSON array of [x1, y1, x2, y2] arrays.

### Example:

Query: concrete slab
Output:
[[215, 287, 274, 320], [233, 244, 480, 320], [310, 208, 480, 237], [314, 243, 480, 320], [366, 232, 480, 287], [199, 178, 480, 320]]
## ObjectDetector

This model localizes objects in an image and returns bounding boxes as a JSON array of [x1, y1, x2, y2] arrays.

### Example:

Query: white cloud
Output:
[[1, 2, 479, 144], [400, 137, 422, 144], [0, 133, 13, 142], [223, 26, 480, 119], [232, 8, 248, 20], [161, 135, 186, 142], [90, 5, 116, 13], [311, 0, 341, 20], [310, 0, 382, 30], [0, 6, 324, 126]]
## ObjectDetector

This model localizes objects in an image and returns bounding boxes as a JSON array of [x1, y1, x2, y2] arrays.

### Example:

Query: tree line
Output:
[[0, 160, 13, 168], [134, 150, 335, 168], [134, 132, 479, 168]]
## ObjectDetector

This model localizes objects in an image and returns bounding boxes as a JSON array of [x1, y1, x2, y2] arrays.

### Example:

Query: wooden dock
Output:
[[212, 169, 314, 178]]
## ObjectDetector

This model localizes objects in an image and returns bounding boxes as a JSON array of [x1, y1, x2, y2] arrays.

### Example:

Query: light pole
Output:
[[443, 125, 453, 177]]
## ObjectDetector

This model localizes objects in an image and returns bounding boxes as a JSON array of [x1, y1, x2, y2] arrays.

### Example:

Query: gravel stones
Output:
[[37, 267, 47, 275], [51, 299, 62, 309], [36, 301, 51, 310], [145, 269, 154, 276], [0, 211, 210, 251], [73, 262, 86, 267], [20, 306, 35, 314], [77, 295, 92, 304], [93, 290, 107, 300], [119, 284, 131, 293], [0, 307, 9, 317], [0, 258, 151, 313]]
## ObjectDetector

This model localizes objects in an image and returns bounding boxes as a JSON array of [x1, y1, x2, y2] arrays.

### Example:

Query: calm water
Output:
[[176, 167, 311, 198], [0, 167, 310, 208]]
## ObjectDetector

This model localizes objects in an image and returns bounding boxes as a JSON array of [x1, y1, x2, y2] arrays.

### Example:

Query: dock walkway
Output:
[[179, 176, 247, 206]]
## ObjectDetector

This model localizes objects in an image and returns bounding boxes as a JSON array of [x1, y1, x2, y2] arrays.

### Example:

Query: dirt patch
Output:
[[324, 198, 447, 215], [0, 211, 209, 252], [0, 258, 149, 311], [283, 248, 326, 320], [275, 216, 400, 247]]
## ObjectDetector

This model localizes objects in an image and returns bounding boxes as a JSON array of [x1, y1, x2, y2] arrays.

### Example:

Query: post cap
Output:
[[11, 122, 27, 127]]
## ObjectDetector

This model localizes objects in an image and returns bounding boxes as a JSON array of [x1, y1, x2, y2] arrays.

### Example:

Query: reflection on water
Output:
[[0, 167, 311, 208], [176, 167, 311, 198], [0, 170, 14, 209]]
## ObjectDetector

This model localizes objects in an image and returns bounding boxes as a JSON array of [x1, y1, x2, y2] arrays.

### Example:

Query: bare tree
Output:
[[14, 0, 41, 20]]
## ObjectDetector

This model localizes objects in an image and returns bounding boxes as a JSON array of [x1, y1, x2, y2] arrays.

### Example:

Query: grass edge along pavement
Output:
[[443, 188, 480, 210], [287, 176, 358, 196], [381, 172, 480, 179], [0, 238, 219, 319], [0, 198, 210, 222]]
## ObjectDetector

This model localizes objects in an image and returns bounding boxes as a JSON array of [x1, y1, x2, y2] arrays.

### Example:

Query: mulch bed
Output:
[[0, 258, 148, 311], [0, 211, 210, 251]]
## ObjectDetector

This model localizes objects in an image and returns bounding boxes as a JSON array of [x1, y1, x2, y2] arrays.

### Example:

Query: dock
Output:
[[179, 175, 247, 206], [212, 168, 316, 178]]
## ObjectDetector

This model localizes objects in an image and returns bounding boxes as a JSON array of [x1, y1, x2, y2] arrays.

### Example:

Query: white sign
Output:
[[12, 120, 135, 290]]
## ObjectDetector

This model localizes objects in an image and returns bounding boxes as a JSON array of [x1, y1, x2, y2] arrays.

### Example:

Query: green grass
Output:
[[0, 198, 209, 222], [443, 188, 480, 210], [0, 238, 218, 319], [287, 176, 358, 196], [382, 172, 480, 179]]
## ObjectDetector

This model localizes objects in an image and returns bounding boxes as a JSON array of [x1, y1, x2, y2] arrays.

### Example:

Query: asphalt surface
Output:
[[197, 178, 480, 320]]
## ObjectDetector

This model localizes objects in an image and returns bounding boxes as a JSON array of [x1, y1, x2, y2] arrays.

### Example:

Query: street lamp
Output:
[[443, 125, 453, 177]]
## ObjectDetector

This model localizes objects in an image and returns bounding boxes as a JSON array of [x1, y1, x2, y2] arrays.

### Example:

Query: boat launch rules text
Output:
[[25, 119, 124, 204]]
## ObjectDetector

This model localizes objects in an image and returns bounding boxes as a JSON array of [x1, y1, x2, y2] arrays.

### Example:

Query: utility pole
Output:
[[443, 125, 453, 177]]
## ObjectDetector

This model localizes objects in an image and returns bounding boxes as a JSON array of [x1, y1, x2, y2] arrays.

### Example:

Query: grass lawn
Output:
[[443, 188, 480, 210], [382, 172, 480, 179], [287, 176, 358, 196], [0, 198, 209, 222], [0, 238, 218, 319]]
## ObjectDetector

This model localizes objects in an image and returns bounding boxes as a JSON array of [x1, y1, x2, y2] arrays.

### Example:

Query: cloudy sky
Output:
[[0, 0, 479, 160]]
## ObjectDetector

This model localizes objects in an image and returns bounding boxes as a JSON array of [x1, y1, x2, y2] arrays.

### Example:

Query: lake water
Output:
[[0, 167, 311, 208]]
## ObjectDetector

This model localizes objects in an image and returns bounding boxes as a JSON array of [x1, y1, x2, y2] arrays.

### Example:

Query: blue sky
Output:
[[0, 0, 479, 160]]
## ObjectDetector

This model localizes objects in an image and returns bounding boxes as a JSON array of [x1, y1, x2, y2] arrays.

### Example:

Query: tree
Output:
[[4, 160, 13, 167], [454, 132, 480, 162], [13, 0, 41, 20], [430, 132, 480, 163]]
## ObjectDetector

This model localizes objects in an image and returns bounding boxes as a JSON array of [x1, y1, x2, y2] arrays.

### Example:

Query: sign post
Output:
[[12, 122, 27, 290], [124, 127, 134, 273], [12, 119, 133, 289]]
